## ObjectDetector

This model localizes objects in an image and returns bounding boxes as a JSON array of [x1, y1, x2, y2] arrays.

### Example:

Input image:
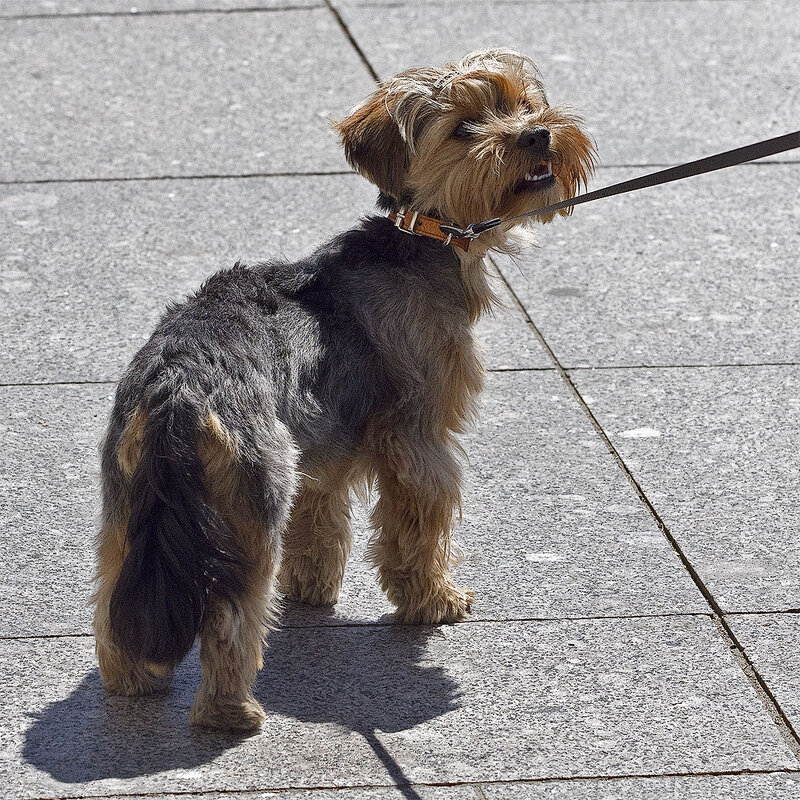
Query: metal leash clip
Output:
[[438, 217, 502, 241]]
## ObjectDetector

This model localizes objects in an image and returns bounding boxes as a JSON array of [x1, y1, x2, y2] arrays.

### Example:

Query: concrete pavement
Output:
[[1, 0, 799, 797]]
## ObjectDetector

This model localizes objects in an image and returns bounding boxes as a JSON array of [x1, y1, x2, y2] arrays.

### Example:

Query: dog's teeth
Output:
[[522, 163, 554, 187]]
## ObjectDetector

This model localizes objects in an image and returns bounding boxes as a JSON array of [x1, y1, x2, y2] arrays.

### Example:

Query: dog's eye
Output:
[[452, 120, 477, 139]]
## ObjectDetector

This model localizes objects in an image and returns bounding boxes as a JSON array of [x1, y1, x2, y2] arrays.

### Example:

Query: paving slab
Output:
[[0, 176, 546, 385], [495, 165, 800, 368], [1, 0, 319, 16], [0, 385, 107, 637], [4, 617, 796, 797], [485, 773, 800, 799], [0, 371, 706, 638], [729, 614, 800, 731], [0, 8, 371, 182], [334, 0, 800, 165], [570, 366, 800, 612], [477, 280, 552, 371]]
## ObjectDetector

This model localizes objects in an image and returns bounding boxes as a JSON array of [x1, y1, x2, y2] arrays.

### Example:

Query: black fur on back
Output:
[[109, 379, 247, 666]]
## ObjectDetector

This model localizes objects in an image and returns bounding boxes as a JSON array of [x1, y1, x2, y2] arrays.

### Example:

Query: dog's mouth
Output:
[[513, 161, 555, 193]]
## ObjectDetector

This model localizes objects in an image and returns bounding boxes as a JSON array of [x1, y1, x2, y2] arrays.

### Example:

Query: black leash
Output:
[[439, 130, 800, 241]]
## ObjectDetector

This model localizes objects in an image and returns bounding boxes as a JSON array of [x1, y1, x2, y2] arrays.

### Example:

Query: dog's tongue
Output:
[[531, 162, 550, 176]]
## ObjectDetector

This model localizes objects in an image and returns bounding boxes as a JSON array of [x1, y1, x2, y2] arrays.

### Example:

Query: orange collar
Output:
[[388, 207, 471, 252]]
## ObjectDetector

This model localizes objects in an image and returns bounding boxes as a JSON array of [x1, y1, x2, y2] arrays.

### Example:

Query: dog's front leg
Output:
[[369, 435, 473, 624]]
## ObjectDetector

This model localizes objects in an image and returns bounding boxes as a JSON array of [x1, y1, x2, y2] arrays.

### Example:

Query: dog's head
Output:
[[335, 48, 596, 229]]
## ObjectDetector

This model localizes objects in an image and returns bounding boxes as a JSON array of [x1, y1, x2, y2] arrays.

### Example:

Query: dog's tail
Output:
[[109, 382, 246, 666]]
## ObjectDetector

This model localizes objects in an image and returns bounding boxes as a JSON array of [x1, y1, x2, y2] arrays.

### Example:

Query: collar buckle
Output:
[[393, 207, 420, 235]]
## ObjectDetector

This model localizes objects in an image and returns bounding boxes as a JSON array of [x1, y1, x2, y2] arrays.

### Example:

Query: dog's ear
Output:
[[334, 87, 409, 198]]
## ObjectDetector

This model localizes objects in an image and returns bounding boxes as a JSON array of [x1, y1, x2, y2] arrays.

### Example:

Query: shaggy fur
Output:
[[93, 47, 595, 731]]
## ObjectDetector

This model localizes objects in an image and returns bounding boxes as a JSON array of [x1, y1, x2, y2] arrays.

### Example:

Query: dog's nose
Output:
[[517, 127, 551, 151]]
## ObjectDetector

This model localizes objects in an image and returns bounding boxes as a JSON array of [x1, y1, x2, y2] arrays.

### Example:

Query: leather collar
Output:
[[388, 207, 471, 253]]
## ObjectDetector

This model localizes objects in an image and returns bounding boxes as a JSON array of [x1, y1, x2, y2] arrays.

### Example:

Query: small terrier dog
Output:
[[93, 48, 595, 730]]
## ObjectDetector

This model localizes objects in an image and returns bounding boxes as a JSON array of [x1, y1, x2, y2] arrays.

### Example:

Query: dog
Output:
[[92, 47, 595, 731]]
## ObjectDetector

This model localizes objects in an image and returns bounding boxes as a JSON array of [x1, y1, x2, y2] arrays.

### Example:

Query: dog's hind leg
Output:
[[369, 433, 473, 625], [189, 413, 294, 731], [278, 470, 352, 606], [190, 508, 280, 731]]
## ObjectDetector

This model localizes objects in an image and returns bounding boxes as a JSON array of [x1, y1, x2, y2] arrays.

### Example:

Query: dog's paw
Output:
[[190, 695, 266, 732], [278, 556, 341, 607], [99, 659, 173, 696], [395, 584, 474, 625]]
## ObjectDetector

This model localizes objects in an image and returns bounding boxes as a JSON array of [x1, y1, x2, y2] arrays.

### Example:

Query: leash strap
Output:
[[439, 130, 800, 241]]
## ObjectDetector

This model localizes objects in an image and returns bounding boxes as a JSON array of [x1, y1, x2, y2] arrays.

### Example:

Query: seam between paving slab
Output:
[[10, 610, 800, 643], [330, 0, 760, 11], [0, 380, 119, 388], [0, 4, 320, 21], [0, 170, 356, 187], [730, 610, 800, 616], [19, 768, 800, 800], [4, 362, 800, 389], [0, 612, 716, 641], [339, 0, 757, 6], [0, 161, 793, 188], [488, 253, 800, 763], [566, 361, 800, 371], [0, 369, 559, 390], [324, 0, 380, 82]]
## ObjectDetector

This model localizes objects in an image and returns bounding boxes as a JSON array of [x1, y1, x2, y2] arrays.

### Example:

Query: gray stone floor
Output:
[[1, 0, 799, 798]]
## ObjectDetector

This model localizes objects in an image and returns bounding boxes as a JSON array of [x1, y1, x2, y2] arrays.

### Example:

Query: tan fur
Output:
[[368, 433, 471, 624], [95, 408, 174, 695], [94, 519, 175, 695], [192, 412, 281, 730], [116, 406, 146, 479], [197, 411, 241, 514], [278, 468, 354, 607]]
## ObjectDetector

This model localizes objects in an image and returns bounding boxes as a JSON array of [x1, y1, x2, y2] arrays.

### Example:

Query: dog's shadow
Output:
[[23, 607, 461, 797]]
